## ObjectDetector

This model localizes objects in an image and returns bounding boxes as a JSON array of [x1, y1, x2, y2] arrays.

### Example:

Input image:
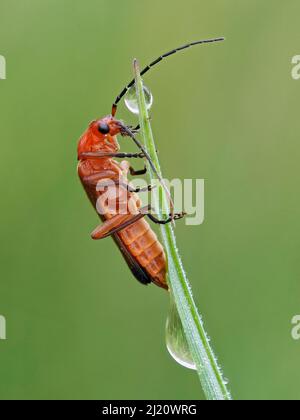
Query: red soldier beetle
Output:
[[77, 37, 224, 290]]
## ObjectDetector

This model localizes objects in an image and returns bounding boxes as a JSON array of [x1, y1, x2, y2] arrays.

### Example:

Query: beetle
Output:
[[77, 38, 224, 290]]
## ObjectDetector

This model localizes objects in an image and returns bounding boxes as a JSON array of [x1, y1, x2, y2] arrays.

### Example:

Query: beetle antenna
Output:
[[111, 37, 225, 116]]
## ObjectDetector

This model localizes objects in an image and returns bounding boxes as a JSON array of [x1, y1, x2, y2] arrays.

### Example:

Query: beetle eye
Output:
[[98, 122, 110, 135]]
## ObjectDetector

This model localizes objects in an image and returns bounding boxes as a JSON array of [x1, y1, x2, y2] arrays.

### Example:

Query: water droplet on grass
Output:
[[166, 295, 196, 370], [125, 85, 153, 115]]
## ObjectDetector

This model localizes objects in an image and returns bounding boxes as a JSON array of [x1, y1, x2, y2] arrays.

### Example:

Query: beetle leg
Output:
[[132, 184, 156, 193], [129, 165, 147, 176], [92, 206, 185, 240], [147, 211, 186, 225], [82, 172, 117, 188], [87, 177, 154, 194], [91, 206, 150, 240], [79, 151, 145, 160], [127, 124, 140, 134]]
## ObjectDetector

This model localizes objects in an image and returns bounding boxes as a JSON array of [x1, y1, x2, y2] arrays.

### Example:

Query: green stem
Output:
[[133, 59, 232, 401]]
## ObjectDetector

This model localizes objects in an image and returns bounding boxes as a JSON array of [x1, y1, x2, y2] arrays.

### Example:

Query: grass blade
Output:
[[133, 59, 232, 401]]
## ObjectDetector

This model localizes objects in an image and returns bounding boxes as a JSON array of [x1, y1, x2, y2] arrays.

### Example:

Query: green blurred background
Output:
[[0, 0, 299, 400]]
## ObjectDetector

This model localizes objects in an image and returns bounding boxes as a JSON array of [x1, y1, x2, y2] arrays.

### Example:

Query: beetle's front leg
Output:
[[126, 124, 140, 134]]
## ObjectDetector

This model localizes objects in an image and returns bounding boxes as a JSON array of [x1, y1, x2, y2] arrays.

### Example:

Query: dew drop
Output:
[[166, 295, 196, 370], [125, 84, 153, 115]]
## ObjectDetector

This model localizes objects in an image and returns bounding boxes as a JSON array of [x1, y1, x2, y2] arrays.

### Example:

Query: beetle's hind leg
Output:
[[91, 206, 150, 240], [147, 211, 186, 225], [91, 206, 185, 240]]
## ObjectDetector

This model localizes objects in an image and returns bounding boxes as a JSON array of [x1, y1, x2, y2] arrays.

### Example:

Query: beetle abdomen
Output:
[[119, 219, 167, 290]]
